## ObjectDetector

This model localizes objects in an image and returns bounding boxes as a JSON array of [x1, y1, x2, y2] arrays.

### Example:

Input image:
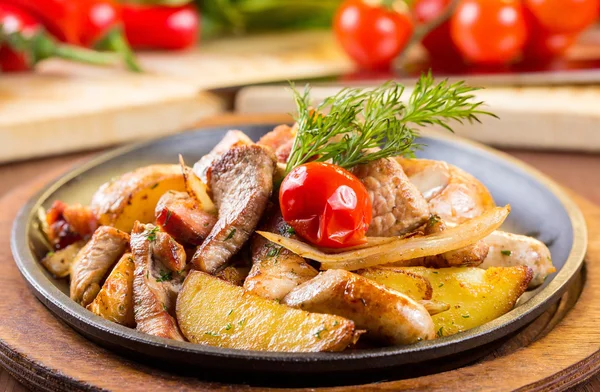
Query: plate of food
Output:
[[11, 74, 586, 382]]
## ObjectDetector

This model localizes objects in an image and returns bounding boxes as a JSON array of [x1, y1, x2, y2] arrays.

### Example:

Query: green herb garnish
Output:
[[286, 72, 495, 174], [156, 270, 172, 282], [266, 245, 281, 258], [225, 228, 236, 241], [146, 226, 160, 242], [437, 327, 444, 338], [225, 323, 233, 331], [427, 214, 441, 228], [438, 283, 444, 288], [462, 315, 470, 318], [205, 331, 219, 337], [501, 250, 512, 256]]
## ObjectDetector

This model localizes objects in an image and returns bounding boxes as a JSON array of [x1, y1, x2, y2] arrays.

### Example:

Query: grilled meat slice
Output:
[[214, 251, 252, 286], [244, 204, 318, 300], [155, 190, 216, 246], [481, 231, 555, 288], [41, 240, 86, 278], [353, 158, 430, 237], [398, 158, 495, 225], [192, 145, 276, 274], [257, 124, 296, 163], [70, 226, 129, 307], [130, 222, 185, 340], [283, 270, 435, 345], [192, 130, 253, 183]]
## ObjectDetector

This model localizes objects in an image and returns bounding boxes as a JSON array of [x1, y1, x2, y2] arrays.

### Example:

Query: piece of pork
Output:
[[70, 226, 129, 307], [257, 124, 296, 163], [397, 158, 495, 225], [192, 130, 253, 183], [481, 231, 555, 288], [155, 190, 217, 246], [130, 222, 185, 341], [191, 145, 276, 274], [283, 270, 435, 345], [244, 204, 318, 301], [352, 157, 430, 237]]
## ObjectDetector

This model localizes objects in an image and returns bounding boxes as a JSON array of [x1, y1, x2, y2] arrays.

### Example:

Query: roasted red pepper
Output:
[[122, 4, 199, 50], [45, 200, 98, 250], [4, 0, 141, 71], [0, 3, 119, 72]]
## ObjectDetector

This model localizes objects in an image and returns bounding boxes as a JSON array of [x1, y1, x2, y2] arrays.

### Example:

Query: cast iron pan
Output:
[[11, 124, 587, 386]]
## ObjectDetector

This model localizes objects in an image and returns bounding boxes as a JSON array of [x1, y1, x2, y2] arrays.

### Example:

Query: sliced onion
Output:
[[258, 205, 510, 271], [179, 155, 216, 214]]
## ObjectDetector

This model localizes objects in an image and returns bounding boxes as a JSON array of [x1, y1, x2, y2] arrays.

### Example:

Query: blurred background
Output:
[[0, 0, 599, 197]]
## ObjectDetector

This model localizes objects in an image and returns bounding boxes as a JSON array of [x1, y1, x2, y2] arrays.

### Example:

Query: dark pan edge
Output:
[[9, 124, 588, 375]]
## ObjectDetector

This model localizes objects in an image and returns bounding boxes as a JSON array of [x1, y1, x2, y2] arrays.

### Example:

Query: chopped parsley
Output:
[[462, 315, 470, 318], [164, 209, 173, 225], [205, 331, 219, 337], [45, 251, 55, 258], [156, 270, 172, 282], [314, 327, 328, 339], [224, 228, 236, 241], [501, 250, 512, 256], [437, 327, 444, 338], [333, 321, 339, 327], [266, 245, 282, 258], [225, 323, 233, 331], [238, 318, 246, 326], [146, 226, 160, 242], [438, 283, 444, 288], [427, 214, 441, 227], [227, 309, 234, 316], [150, 182, 160, 189], [432, 271, 438, 274], [162, 303, 168, 312]]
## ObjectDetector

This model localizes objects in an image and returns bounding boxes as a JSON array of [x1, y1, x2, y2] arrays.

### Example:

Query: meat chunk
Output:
[[481, 231, 555, 288], [130, 222, 185, 340], [244, 204, 318, 300], [155, 190, 217, 246], [191, 145, 276, 274], [192, 130, 253, 183], [398, 158, 495, 225], [257, 124, 296, 163], [70, 226, 129, 307], [352, 158, 430, 237], [41, 241, 85, 278], [283, 270, 435, 345], [45, 200, 98, 250]]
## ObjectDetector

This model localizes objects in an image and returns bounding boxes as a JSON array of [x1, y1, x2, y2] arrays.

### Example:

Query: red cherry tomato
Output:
[[523, 12, 578, 60], [524, 0, 599, 34], [334, 0, 414, 70], [279, 162, 373, 248], [413, 0, 461, 59], [450, 0, 528, 64]]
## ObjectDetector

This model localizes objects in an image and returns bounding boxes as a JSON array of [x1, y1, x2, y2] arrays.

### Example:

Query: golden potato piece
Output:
[[176, 271, 356, 352], [91, 164, 185, 232], [179, 155, 216, 214], [358, 268, 433, 300], [374, 266, 532, 337], [87, 253, 135, 327], [40, 241, 85, 278]]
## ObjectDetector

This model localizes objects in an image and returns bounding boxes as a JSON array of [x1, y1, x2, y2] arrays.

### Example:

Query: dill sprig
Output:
[[285, 71, 497, 173]]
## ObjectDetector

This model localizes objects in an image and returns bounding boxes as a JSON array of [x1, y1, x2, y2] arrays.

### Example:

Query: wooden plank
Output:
[[235, 85, 600, 151]]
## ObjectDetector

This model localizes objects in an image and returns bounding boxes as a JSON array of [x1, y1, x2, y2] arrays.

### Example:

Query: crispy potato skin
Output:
[[91, 165, 185, 232], [375, 266, 532, 336], [176, 271, 356, 352], [41, 241, 85, 278], [87, 253, 136, 327], [283, 270, 436, 345]]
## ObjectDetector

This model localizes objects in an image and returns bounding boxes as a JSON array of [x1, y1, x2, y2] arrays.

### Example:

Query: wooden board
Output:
[[236, 84, 600, 152], [0, 31, 352, 164], [0, 166, 598, 391]]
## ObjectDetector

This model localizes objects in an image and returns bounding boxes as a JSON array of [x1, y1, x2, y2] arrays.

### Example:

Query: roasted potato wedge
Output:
[[371, 266, 532, 337], [87, 253, 135, 327], [91, 164, 185, 232], [40, 241, 85, 278], [358, 268, 433, 300], [176, 271, 357, 352]]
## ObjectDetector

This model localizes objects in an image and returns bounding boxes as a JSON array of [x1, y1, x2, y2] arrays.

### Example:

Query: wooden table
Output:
[[0, 114, 599, 391]]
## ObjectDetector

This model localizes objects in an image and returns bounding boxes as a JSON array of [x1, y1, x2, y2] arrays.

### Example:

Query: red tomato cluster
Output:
[[334, 0, 599, 68]]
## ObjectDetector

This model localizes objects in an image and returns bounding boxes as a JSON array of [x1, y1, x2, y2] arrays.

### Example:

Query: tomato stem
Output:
[[95, 27, 142, 73]]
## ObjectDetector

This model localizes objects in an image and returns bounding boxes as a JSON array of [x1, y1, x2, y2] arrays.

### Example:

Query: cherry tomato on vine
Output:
[[413, 0, 461, 59], [524, 0, 599, 34], [450, 0, 528, 65], [334, 0, 414, 70], [279, 162, 373, 249]]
